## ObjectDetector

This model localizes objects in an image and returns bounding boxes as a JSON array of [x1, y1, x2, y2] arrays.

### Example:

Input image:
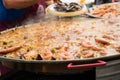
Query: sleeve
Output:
[[0, 0, 7, 20], [0, 0, 25, 21]]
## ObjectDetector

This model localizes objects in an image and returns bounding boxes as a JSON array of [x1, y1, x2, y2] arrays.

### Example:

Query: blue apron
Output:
[[0, 0, 25, 21]]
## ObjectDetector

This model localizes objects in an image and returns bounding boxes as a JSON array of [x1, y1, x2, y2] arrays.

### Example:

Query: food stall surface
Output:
[[0, 59, 120, 80], [0, 69, 95, 80]]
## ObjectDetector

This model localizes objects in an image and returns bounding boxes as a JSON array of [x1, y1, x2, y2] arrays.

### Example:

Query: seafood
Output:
[[0, 19, 119, 60], [54, 2, 83, 12], [89, 3, 120, 18], [0, 46, 21, 54], [95, 38, 110, 45]]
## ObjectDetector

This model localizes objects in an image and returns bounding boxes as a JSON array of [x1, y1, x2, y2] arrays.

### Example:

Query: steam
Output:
[[21, 5, 45, 26]]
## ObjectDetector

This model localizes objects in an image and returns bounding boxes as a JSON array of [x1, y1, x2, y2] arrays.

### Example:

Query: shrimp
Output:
[[81, 41, 93, 48], [59, 42, 74, 60], [99, 49, 107, 55], [42, 49, 53, 60], [115, 46, 120, 52], [95, 38, 110, 45], [60, 52, 74, 60], [60, 42, 69, 52], [81, 41, 102, 51], [81, 50, 94, 58], [0, 46, 21, 54], [103, 34, 118, 40]]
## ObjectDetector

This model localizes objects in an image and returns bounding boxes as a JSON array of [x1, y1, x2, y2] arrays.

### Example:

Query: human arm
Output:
[[3, 0, 41, 9], [112, 0, 115, 2], [112, 0, 119, 2]]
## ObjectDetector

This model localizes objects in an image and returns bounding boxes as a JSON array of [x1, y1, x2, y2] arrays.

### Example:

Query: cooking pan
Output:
[[86, 2, 120, 19], [0, 18, 120, 73], [0, 54, 120, 73]]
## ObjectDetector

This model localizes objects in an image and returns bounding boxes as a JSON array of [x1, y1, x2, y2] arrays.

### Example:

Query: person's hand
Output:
[[45, 0, 54, 6], [45, 0, 61, 6], [3, 0, 41, 9], [112, 0, 119, 2]]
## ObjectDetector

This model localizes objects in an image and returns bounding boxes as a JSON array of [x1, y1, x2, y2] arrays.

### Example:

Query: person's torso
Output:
[[0, 0, 25, 21]]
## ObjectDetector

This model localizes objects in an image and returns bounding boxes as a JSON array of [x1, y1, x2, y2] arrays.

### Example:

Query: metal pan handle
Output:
[[67, 60, 107, 69]]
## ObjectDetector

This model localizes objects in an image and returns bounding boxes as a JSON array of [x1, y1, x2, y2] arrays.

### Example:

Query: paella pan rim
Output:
[[0, 54, 120, 63]]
